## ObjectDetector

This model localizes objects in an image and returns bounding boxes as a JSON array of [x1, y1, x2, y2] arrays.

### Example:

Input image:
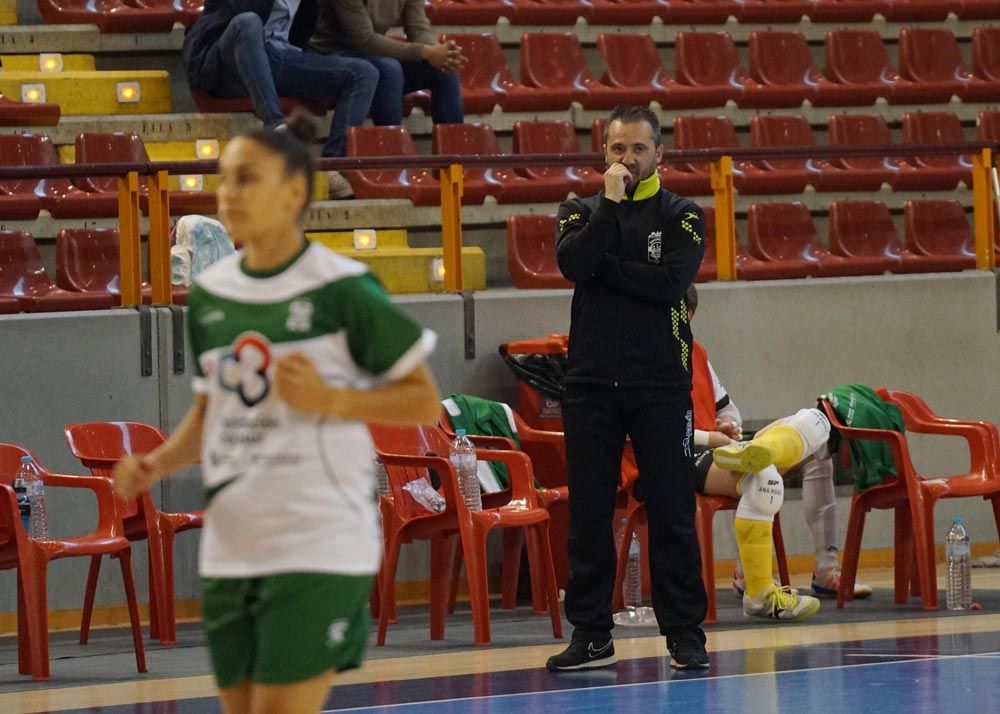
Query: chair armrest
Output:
[[376, 452, 462, 513], [467, 434, 518, 450], [473, 449, 537, 504], [42, 471, 122, 536]]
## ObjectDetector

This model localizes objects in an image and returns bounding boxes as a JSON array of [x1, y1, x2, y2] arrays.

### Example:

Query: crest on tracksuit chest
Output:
[[647, 230, 663, 264]]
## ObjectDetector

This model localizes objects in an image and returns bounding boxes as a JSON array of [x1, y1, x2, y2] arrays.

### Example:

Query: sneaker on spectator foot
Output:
[[667, 635, 710, 669], [812, 565, 873, 599], [713, 442, 774, 474], [743, 583, 820, 621], [327, 170, 354, 199], [546, 636, 616, 671]]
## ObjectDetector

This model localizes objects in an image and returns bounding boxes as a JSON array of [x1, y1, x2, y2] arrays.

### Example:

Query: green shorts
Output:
[[201, 572, 374, 688]]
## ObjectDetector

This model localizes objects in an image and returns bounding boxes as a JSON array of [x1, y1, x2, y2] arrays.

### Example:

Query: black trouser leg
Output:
[[562, 386, 627, 640], [626, 389, 708, 641]]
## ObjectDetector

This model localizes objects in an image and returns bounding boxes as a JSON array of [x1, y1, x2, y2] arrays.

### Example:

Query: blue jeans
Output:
[[330, 52, 464, 126], [266, 45, 379, 157], [198, 13, 284, 127]]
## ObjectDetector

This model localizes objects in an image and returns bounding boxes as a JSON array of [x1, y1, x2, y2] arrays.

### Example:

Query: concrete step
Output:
[[0, 52, 93, 71]]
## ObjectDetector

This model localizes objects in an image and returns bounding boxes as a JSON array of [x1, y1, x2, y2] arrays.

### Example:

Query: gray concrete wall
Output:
[[1, 271, 999, 612]]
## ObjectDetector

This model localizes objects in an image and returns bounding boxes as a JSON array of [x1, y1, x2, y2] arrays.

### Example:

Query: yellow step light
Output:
[[195, 139, 219, 160], [352, 229, 377, 250], [20, 83, 45, 103], [116, 81, 140, 104], [39, 54, 63, 73]]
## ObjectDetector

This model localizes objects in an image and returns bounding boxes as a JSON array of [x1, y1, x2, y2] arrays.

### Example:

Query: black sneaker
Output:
[[546, 637, 617, 671], [667, 636, 709, 669]]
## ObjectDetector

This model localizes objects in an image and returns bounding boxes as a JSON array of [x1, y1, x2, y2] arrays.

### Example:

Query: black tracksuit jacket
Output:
[[555, 188, 706, 390]]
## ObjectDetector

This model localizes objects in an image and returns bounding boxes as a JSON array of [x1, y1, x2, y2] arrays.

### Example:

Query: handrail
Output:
[[4, 141, 996, 303]]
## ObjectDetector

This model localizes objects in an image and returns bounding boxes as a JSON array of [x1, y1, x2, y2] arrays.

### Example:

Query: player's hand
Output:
[[716, 417, 742, 440], [113, 455, 159, 498], [604, 163, 631, 203], [275, 352, 340, 415], [705, 431, 734, 447]]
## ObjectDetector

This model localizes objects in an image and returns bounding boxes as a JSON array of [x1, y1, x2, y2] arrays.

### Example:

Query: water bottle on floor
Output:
[[450, 429, 481, 512], [16, 456, 48, 540], [945, 517, 972, 611], [624, 529, 642, 612]]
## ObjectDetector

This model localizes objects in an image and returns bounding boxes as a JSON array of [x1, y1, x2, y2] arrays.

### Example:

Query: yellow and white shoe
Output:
[[743, 583, 821, 622], [713, 441, 775, 474]]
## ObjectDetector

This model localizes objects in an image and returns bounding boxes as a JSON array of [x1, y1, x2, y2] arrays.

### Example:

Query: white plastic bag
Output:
[[171, 215, 235, 286]]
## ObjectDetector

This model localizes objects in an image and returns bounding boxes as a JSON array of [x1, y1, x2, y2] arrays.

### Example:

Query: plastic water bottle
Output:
[[945, 517, 972, 610], [16, 456, 48, 540], [373, 454, 390, 496], [450, 429, 481, 512], [624, 529, 642, 612], [12, 470, 29, 532]]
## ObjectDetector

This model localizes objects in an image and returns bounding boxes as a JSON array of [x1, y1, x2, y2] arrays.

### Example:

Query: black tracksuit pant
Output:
[[562, 384, 708, 642]]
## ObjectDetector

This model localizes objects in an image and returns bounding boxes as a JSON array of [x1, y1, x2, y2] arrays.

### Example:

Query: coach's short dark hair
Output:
[[604, 105, 662, 147]]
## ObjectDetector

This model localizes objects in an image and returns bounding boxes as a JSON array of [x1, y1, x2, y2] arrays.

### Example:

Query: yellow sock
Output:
[[752, 424, 805, 470], [735, 516, 774, 599]]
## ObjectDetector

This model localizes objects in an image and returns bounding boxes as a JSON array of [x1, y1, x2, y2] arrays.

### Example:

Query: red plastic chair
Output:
[[892, 28, 971, 105], [432, 123, 534, 205], [189, 90, 327, 117], [36, 0, 178, 32], [512, 120, 603, 200], [0, 92, 60, 127], [660, 0, 741, 22], [820, 389, 1000, 610], [827, 113, 908, 191], [960, 0, 1000, 18], [697, 204, 772, 282], [64, 422, 204, 646], [506, 215, 573, 289], [368, 423, 563, 645], [0, 444, 146, 680], [595, 33, 672, 107], [672, 32, 748, 108], [507, 0, 592, 23], [75, 132, 217, 216], [808, 0, 890, 20], [590, 0, 667, 23], [827, 200, 915, 274], [966, 27, 1000, 102], [902, 199, 976, 273], [899, 111, 972, 190], [821, 30, 898, 106], [742, 31, 819, 109], [122, 0, 199, 25], [977, 109, 1000, 141], [884, 0, 961, 19], [747, 202, 864, 278], [345, 126, 439, 205], [0, 231, 115, 312], [737, 0, 812, 20], [521, 33, 655, 110], [749, 115, 834, 193], [424, 0, 510, 24]]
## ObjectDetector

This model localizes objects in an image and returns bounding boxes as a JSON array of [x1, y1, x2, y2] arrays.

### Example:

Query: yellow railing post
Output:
[[710, 155, 737, 281], [439, 163, 464, 292], [973, 147, 997, 270], [117, 171, 142, 307], [147, 169, 172, 305]]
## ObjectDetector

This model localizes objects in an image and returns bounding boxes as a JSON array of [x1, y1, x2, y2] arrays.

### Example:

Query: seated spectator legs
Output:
[[190, 12, 285, 128], [363, 54, 464, 126]]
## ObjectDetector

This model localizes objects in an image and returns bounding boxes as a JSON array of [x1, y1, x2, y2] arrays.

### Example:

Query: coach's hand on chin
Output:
[[603, 162, 631, 203]]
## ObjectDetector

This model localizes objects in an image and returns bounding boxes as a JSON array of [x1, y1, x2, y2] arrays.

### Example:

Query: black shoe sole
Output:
[[670, 658, 710, 670], [546, 654, 618, 671]]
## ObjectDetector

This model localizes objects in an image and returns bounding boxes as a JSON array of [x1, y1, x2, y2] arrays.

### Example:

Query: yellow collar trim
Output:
[[624, 173, 661, 202]]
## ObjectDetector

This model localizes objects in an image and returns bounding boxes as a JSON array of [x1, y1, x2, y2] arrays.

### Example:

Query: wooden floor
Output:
[[3, 567, 1000, 714]]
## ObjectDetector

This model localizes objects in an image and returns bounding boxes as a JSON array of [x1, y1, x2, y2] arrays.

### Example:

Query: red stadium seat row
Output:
[[0, 228, 186, 312], [426, 0, 1000, 26], [506, 198, 980, 288], [38, 0, 202, 31], [449, 27, 1000, 115], [0, 133, 216, 220], [344, 110, 993, 205]]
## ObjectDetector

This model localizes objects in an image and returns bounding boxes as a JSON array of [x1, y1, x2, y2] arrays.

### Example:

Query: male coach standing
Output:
[[545, 105, 708, 671]]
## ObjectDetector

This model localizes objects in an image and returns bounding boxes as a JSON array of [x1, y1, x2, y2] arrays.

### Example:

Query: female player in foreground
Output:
[[114, 115, 441, 714]]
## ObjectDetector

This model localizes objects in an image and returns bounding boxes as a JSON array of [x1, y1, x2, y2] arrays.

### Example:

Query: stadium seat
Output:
[[827, 200, 914, 274], [959, 0, 1000, 19], [977, 109, 1000, 141], [122, 0, 200, 26], [966, 28, 1000, 102], [368, 423, 562, 646], [345, 126, 440, 205], [672, 32, 748, 108], [65, 421, 204, 646], [36, 0, 178, 32], [826, 113, 912, 191], [0, 154, 43, 219], [589, 0, 666, 24], [660, 0, 741, 22], [821, 30, 897, 106], [0, 133, 118, 219], [737, 0, 812, 21], [0, 297, 19, 313], [900, 111, 972, 190], [749, 115, 856, 192], [512, 120, 603, 200], [521, 33, 655, 109], [75, 133, 218, 216], [595, 33, 671, 107], [808, 0, 890, 20], [0, 445, 146, 681], [506, 215, 573, 289], [902, 200, 976, 272], [424, 0, 509, 25], [432, 123, 536, 204], [0, 92, 60, 127], [0, 230, 115, 312], [742, 31, 817, 108], [506, 0, 592, 24], [696, 205, 770, 282], [746, 202, 860, 278], [892, 28, 971, 105], [189, 90, 327, 117], [884, 0, 961, 20]]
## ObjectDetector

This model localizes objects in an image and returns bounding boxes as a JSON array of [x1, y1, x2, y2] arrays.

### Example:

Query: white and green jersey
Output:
[[187, 241, 436, 578]]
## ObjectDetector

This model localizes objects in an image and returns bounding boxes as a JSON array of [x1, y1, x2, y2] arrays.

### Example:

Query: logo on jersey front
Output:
[[218, 332, 272, 407], [327, 618, 349, 647], [647, 231, 662, 264], [286, 298, 314, 333]]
